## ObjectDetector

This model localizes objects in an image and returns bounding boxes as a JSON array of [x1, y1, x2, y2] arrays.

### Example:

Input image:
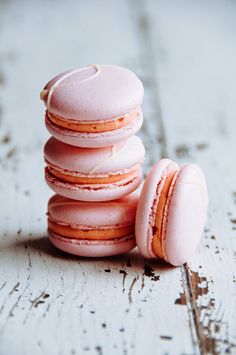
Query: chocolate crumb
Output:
[[1, 134, 10, 144], [175, 292, 187, 305], [143, 264, 160, 281], [160, 335, 173, 340]]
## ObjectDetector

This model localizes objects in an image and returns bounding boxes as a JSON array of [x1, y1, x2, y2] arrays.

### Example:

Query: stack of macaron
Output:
[[41, 64, 208, 266], [41, 65, 145, 258]]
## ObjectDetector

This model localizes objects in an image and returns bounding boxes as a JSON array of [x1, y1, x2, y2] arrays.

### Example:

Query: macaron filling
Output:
[[46, 106, 141, 133], [48, 218, 134, 241], [150, 167, 179, 261], [48, 231, 135, 248], [45, 164, 141, 187]]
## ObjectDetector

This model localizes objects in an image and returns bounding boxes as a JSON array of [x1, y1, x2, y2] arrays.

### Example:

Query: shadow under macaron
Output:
[[20, 235, 174, 272]]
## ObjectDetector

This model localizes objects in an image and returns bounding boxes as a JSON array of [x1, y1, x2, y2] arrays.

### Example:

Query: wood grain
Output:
[[0, 0, 236, 354], [146, 0, 236, 353]]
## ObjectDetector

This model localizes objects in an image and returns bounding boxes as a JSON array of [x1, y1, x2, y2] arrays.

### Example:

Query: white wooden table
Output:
[[1, 1, 236, 354]]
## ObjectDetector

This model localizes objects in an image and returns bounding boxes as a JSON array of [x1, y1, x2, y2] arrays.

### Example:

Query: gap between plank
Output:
[[129, 0, 168, 159], [129, 0, 201, 353]]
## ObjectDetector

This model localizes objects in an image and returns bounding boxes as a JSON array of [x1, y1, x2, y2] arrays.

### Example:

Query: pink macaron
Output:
[[44, 136, 145, 202], [47, 193, 138, 257], [135, 159, 208, 266], [41, 65, 144, 148]]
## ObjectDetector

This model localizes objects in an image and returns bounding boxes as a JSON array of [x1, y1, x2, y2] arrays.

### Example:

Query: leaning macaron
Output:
[[47, 194, 138, 257], [41, 65, 144, 148], [44, 136, 145, 202], [135, 159, 208, 266]]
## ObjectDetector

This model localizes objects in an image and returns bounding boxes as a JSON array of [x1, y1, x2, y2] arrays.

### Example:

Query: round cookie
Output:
[[47, 193, 138, 257], [41, 65, 144, 147], [135, 159, 208, 266], [44, 136, 145, 202]]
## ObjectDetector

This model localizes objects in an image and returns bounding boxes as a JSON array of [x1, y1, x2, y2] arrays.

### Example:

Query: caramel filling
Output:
[[48, 219, 134, 240], [47, 166, 137, 185], [152, 171, 176, 259], [46, 107, 139, 133]]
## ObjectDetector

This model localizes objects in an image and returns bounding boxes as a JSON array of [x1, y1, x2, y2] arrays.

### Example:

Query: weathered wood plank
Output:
[[1, 0, 236, 354], [0, 1, 196, 354], [1, 2, 195, 354], [146, 0, 236, 353]]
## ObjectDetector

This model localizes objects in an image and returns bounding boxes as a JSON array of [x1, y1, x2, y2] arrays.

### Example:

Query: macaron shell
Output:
[[48, 193, 139, 227], [135, 159, 179, 259], [45, 111, 143, 148], [164, 164, 208, 266], [42, 65, 144, 120], [45, 170, 142, 202], [44, 136, 145, 174], [48, 231, 136, 257]]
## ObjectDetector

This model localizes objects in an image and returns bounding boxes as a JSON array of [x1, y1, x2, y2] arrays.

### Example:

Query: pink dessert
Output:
[[44, 136, 145, 202], [40, 65, 144, 148], [135, 159, 208, 266], [47, 194, 138, 257]]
